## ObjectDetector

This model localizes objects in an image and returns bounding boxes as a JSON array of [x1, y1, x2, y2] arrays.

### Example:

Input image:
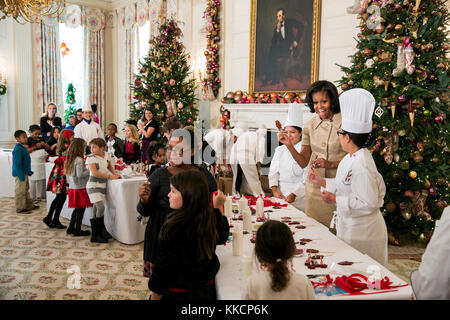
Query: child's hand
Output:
[[308, 168, 326, 187], [109, 174, 119, 180], [139, 181, 151, 204], [113, 173, 121, 179], [321, 190, 336, 204], [213, 190, 226, 210]]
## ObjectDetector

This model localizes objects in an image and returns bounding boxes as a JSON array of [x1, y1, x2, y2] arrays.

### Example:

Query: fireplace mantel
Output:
[[225, 103, 314, 130]]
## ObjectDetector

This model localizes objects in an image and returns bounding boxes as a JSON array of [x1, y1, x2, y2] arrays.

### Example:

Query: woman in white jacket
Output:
[[308, 88, 388, 266], [269, 103, 307, 211]]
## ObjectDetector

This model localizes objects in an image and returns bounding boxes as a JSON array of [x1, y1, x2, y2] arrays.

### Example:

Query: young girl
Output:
[[43, 129, 74, 229], [46, 126, 61, 156], [86, 138, 121, 243], [148, 170, 229, 300], [64, 138, 92, 236], [145, 142, 166, 178], [122, 124, 141, 165], [308, 88, 388, 265], [243, 220, 315, 300]]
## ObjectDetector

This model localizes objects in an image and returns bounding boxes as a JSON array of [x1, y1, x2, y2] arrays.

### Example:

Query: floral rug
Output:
[[0, 198, 423, 300]]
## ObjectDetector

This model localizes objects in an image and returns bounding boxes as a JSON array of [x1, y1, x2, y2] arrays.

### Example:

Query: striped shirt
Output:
[[86, 152, 112, 203]]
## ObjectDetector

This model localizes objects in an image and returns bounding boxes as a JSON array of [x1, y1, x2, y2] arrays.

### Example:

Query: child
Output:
[[105, 123, 124, 159], [64, 138, 92, 236], [27, 125, 48, 201], [12, 130, 38, 213], [86, 138, 121, 243], [122, 123, 141, 165], [148, 171, 229, 300], [43, 129, 74, 228], [145, 142, 166, 177], [46, 126, 61, 156], [243, 220, 315, 300], [65, 115, 76, 131], [308, 88, 388, 265]]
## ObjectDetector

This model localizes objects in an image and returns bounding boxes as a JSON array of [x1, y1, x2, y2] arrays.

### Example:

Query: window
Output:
[[59, 23, 85, 114], [135, 21, 151, 73]]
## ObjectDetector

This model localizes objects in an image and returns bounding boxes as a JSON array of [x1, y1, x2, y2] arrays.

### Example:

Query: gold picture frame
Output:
[[249, 0, 322, 95]]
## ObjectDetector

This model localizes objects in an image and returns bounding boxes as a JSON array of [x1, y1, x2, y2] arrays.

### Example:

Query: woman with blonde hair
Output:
[[40, 103, 63, 142], [122, 123, 141, 164]]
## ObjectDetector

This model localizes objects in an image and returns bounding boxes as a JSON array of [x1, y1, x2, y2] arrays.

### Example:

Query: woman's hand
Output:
[[308, 168, 326, 187], [108, 174, 119, 180], [285, 193, 296, 203], [139, 181, 151, 204], [321, 190, 336, 204], [277, 131, 293, 147], [312, 158, 330, 169]]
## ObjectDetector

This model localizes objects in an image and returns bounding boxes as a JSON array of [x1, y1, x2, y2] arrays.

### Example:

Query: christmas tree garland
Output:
[[202, 0, 221, 99]]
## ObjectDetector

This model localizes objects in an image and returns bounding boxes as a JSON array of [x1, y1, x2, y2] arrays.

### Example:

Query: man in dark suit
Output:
[[267, 8, 303, 86]]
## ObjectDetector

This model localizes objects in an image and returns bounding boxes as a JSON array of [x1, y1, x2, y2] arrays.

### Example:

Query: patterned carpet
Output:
[[0, 198, 424, 300]]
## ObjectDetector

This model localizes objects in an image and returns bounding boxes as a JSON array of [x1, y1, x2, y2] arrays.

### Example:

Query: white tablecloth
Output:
[[0, 149, 15, 197], [45, 162, 147, 244], [216, 201, 412, 300]]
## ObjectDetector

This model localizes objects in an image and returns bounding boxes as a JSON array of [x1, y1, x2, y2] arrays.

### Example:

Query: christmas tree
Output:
[[129, 18, 198, 127], [339, 0, 449, 244], [64, 83, 77, 124]]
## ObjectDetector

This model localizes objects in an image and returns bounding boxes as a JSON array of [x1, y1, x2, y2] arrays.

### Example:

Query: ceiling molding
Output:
[[66, 0, 139, 11]]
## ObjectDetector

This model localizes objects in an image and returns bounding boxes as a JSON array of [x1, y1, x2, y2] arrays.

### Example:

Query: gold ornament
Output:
[[390, 103, 396, 118], [409, 111, 415, 127], [402, 211, 412, 220], [409, 170, 417, 179]]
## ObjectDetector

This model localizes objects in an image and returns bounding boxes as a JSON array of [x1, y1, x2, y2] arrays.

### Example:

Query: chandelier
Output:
[[0, 0, 66, 24]]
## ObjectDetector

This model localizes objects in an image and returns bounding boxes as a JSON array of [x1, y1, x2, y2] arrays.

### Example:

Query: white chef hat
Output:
[[284, 103, 303, 128], [82, 104, 92, 112], [231, 121, 248, 138], [339, 88, 375, 134]]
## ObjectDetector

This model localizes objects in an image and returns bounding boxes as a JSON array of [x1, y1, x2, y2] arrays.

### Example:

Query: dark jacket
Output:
[[148, 208, 229, 299], [137, 166, 218, 265], [12, 143, 33, 181], [40, 116, 62, 142], [105, 135, 125, 159]]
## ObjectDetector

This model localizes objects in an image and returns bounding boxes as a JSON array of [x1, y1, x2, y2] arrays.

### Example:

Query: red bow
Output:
[[311, 273, 409, 296], [62, 129, 74, 140]]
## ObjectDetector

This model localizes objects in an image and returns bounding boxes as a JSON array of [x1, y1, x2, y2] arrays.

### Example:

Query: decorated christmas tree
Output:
[[64, 83, 78, 124], [339, 0, 449, 244], [129, 18, 198, 127]]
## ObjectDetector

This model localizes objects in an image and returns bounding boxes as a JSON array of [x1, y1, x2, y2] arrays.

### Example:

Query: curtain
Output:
[[83, 7, 105, 127], [33, 22, 63, 117], [125, 26, 136, 115]]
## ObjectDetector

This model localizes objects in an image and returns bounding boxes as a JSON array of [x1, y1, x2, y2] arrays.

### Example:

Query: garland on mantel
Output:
[[201, 0, 221, 100], [221, 90, 307, 104]]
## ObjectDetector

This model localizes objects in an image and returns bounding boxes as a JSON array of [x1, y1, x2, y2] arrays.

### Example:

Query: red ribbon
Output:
[[232, 195, 288, 207], [310, 273, 409, 296]]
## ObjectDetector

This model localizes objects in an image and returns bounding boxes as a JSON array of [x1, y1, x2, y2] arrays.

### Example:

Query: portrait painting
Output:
[[249, 0, 321, 94]]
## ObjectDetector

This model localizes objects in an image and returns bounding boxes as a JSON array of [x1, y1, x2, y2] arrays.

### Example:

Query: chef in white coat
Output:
[[74, 105, 104, 149], [230, 122, 266, 196], [269, 103, 307, 211], [308, 88, 388, 266], [410, 206, 450, 300], [204, 128, 234, 167]]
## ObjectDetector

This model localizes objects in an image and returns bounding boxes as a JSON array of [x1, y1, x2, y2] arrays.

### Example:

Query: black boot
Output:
[[90, 218, 108, 243], [97, 216, 112, 240], [74, 210, 90, 237], [66, 210, 77, 235]]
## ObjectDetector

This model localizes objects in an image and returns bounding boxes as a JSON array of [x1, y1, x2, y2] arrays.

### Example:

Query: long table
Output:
[[0, 149, 15, 197], [215, 200, 412, 300], [45, 162, 146, 244]]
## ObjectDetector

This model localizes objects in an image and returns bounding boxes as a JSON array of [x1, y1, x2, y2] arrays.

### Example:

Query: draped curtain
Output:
[[83, 7, 106, 127], [33, 21, 63, 117]]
